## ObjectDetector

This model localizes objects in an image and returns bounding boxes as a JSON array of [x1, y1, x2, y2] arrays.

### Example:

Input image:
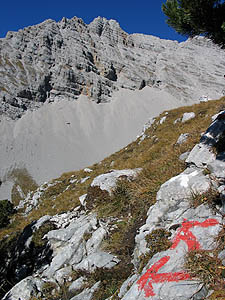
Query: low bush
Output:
[[0, 200, 15, 228]]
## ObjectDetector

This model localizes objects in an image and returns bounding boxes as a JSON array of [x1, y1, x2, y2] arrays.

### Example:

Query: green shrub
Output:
[[0, 200, 14, 228]]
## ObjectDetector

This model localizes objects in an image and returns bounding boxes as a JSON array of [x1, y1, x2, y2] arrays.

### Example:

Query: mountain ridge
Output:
[[0, 16, 225, 120]]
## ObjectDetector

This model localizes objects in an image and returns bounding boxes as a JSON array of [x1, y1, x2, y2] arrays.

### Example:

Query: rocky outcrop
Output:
[[0, 17, 225, 119], [120, 112, 225, 300]]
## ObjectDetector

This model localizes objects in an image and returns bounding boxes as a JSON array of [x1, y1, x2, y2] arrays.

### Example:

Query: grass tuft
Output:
[[138, 229, 172, 273], [189, 188, 222, 209]]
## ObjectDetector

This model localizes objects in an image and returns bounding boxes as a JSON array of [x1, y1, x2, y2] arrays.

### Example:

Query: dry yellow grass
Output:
[[1, 97, 225, 243]]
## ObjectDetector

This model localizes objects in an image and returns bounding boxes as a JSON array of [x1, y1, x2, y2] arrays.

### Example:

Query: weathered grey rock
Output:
[[217, 185, 225, 213], [123, 249, 204, 300], [16, 180, 60, 215], [185, 143, 216, 168], [118, 274, 138, 298], [218, 250, 225, 266], [137, 117, 155, 143], [74, 251, 120, 272], [44, 214, 98, 278], [86, 226, 107, 255], [200, 111, 225, 146], [176, 133, 190, 144], [79, 194, 87, 206], [54, 266, 73, 284], [156, 167, 211, 203], [91, 168, 141, 195], [0, 17, 225, 120], [182, 112, 195, 123], [133, 168, 213, 263], [129, 206, 222, 300], [70, 281, 101, 300], [68, 276, 86, 293], [159, 116, 167, 124], [179, 151, 190, 161], [208, 159, 225, 179], [174, 117, 181, 124], [84, 168, 93, 173], [2, 276, 44, 300]]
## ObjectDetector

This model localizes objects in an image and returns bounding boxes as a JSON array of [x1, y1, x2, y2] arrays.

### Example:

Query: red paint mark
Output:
[[138, 218, 219, 297], [171, 218, 219, 251], [137, 256, 190, 297]]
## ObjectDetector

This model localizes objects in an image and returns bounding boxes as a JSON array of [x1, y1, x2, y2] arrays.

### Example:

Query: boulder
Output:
[[176, 133, 190, 145], [185, 143, 216, 168], [182, 112, 195, 123], [91, 169, 142, 195]]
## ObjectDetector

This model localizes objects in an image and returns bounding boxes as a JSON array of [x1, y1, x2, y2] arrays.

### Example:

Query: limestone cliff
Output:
[[0, 16, 225, 119]]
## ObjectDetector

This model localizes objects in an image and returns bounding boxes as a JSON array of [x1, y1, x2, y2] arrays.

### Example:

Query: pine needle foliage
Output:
[[162, 0, 225, 47]]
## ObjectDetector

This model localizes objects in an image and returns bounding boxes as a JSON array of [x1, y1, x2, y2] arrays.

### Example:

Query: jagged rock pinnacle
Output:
[[0, 16, 225, 119]]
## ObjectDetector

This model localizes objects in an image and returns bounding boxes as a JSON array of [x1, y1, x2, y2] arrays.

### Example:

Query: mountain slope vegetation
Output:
[[1, 97, 225, 299]]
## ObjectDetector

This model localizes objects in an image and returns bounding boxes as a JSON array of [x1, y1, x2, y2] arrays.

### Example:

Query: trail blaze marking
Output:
[[138, 218, 219, 297], [137, 256, 190, 297], [171, 218, 219, 251]]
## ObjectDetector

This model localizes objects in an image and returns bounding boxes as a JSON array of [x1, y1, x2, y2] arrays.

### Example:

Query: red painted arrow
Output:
[[171, 218, 219, 251], [137, 256, 190, 297], [137, 218, 219, 297]]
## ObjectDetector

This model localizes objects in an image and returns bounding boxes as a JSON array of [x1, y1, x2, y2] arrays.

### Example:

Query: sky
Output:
[[0, 0, 186, 42]]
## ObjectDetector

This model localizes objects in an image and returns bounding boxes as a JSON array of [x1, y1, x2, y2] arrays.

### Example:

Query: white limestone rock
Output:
[[179, 151, 190, 161], [74, 251, 120, 272], [208, 159, 225, 179], [84, 168, 93, 173], [2, 276, 44, 300], [185, 143, 216, 168], [176, 133, 190, 144], [70, 281, 101, 300], [91, 168, 142, 195], [68, 277, 86, 293], [182, 112, 196, 123], [0, 16, 225, 121], [159, 116, 167, 124]]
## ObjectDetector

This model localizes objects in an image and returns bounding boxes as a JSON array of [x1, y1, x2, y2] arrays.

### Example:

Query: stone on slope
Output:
[[2, 276, 44, 300], [185, 143, 216, 168], [182, 112, 196, 123], [179, 151, 190, 161], [74, 251, 120, 272], [90, 168, 142, 195], [70, 281, 101, 300], [176, 133, 190, 145], [68, 277, 86, 293]]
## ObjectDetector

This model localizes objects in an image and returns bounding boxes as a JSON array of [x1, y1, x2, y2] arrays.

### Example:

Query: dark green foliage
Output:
[[162, 0, 225, 47], [0, 220, 54, 299], [32, 221, 56, 247], [0, 200, 15, 228]]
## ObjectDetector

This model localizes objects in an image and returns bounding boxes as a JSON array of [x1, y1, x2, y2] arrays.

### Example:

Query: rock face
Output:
[[0, 16, 225, 119]]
